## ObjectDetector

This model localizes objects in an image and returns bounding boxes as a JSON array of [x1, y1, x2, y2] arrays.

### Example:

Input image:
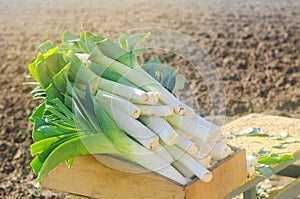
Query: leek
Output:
[[165, 145, 213, 182], [27, 30, 232, 187], [97, 90, 141, 118], [96, 92, 159, 151], [140, 116, 178, 145], [138, 104, 174, 117]]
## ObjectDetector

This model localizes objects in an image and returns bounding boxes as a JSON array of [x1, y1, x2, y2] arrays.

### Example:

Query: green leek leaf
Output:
[[256, 164, 275, 176], [143, 56, 186, 93], [39, 40, 55, 54], [258, 154, 294, 165], [37, 134, 121, 183]]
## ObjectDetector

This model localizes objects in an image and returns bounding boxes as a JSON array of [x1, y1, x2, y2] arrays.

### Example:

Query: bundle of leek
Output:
[[28, 30, 232, 186]]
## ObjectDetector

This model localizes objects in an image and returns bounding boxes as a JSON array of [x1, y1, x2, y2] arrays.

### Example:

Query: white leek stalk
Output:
[[177, 134, 199, 155], [170, 118, 211, 146], [94, 92, 188, 185], [146, 91, 159, 105], [97, 77, 149, 103], [131, 91, 159, 105], [166, 114, 221, 146], [198, 151, 209, 159], [140, 116, 178, 145], [172, 161, 194, 179], [246, 156, 258, 177], [246, 155, 258, 166], [193, 151, 212, 169], [173, 127, 193, 140], [89, 51, 187, 115], [132, 67, 186, 115], [156, 165, 189, 185], [96, 98, 159, 150], [75, 53, 89, 64], [93, 41, 194, 116], [210, 143, 232, 161], [155, 143, 174, 163], [192, 114, 221, 143], [183, 105, 195, 118], [138, 104, 173, 117], [197, 155, 212, 169], [199, 142, 216, 154], [97, 90, 140, 118], [247, 164, 255, 177], [166, 145, 213, 182]]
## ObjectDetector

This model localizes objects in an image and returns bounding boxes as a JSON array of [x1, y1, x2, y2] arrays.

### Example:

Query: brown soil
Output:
[[0, 0, 299, 198]]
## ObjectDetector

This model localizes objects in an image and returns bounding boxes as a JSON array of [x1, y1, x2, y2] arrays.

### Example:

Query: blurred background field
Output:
[[0, 0, 299, 198]]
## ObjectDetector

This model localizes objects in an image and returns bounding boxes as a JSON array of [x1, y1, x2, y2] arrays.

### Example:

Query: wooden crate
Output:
[[42, 147, 247, 199]]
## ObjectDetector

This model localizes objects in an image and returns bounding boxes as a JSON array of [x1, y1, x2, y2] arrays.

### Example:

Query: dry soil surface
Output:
[[0, 0, 299, 198]]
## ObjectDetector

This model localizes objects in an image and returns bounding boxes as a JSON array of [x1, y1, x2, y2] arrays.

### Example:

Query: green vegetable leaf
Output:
[[31, 133, 77, 156], [258, 154, 294, 165], [39, 40, 55, 54], [282, 137, 297, 144], [31, 86, 46, 100], [253, 149, 294, 166], [28, 53, 43, 81], [80, 31, 102, 52], [269, 136, 281, 140], [175, 74, 186, 91], [231, 127, 269, 137], [61, 30, 88, 53], [80, 31, 105, 44], [118, 32, 151, 57], [30, 102, 46, 122], [98, 38, 136, 67], [142, 56, 186, 93], [62, 30, 81, 43], [66, 157, 75, 168], [44, 83, 64, 102], [255, 149, 271, 156], [143, 56, 164, 76], [37, 134, 120, 183], [52, 63, 71, 93], [97, 32, 151, 68], [272, 143, 284, 149], [118, 34, 127, 49], [256, 164, 275, 176], [30, 133, 77, 174], [35, 60, 54, 89]]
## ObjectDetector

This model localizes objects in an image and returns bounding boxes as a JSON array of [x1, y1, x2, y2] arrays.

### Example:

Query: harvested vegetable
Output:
[[28, 30, 233, 185], [253, 149, 294, 176]]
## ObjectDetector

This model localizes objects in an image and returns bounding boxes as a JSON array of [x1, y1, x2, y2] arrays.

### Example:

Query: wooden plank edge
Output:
[[185, 147, 247, 199]]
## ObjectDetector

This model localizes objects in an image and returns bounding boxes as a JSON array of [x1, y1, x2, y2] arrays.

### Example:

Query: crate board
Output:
[[42, 147, 247, 199], [186, 147, 247, 199]]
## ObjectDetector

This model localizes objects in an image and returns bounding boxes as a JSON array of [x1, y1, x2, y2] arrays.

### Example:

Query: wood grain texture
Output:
[[44, 113, 294, 199], [42, 148, 247, 199], [185, 148, 247, 199], [42, 155, 185, 199]]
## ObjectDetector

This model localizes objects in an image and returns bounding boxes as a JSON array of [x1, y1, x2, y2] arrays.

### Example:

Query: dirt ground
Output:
[[0, 0, 299, 198]]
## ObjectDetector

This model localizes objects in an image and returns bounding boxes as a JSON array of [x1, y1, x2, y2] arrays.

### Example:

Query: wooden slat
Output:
[[268, 176, 300, 199], [185, 148, 247, 199], [43, 155, 185, 199], [276, 165, 300, 178], [42, 148, 247, 199]]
